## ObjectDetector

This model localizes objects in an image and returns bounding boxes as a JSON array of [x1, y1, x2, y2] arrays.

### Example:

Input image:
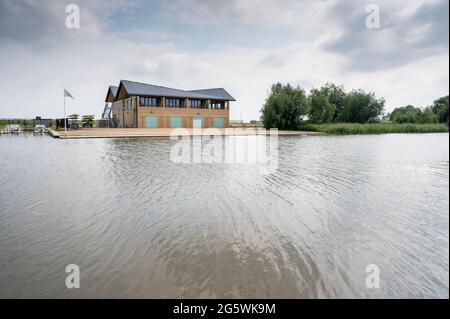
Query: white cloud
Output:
[[165, 0, 331, 28], [0, 0, 448, 122]]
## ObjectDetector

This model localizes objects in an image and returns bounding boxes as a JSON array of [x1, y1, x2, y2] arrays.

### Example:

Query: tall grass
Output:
[[299, 122, 449, 135]]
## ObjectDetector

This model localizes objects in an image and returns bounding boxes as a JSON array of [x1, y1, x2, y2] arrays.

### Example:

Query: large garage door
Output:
[[213, 117, 224, 128], [146, 116, 158, 128], [170, 116, 182, 128]]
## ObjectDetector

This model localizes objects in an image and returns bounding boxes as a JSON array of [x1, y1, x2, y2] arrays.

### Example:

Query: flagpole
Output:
[[63, 87, 67, 135]]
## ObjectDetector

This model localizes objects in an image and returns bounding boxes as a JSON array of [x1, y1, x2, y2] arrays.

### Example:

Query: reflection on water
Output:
[[0, 133, 448, 298]]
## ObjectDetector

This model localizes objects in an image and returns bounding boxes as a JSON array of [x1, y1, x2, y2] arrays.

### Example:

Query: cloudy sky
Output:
[[0, 0, 448, 120]]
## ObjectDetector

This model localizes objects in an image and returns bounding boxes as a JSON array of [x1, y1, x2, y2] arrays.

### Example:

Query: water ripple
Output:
[[0, 133, 448, 298]]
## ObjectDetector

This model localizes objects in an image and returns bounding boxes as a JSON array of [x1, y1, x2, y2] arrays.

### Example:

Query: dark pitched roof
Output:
[[189, 88, 236, 101], [118, 80, 235, 101], [105, 85, 119, 102], [110, 86, 118, 97]]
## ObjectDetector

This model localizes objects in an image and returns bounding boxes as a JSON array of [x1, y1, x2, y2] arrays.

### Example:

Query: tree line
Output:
[[260, 82, 449, 130], [389, 96, 449, 125]]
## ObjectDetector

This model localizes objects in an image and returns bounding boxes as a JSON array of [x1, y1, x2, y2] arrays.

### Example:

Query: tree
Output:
[[421, 108, 438, 124], [390, 105, 423, 124], [430, 95, 449, 124], [341, 89, 385, 123], [390, 105, 438, 124], [308, 91, 335, 123], [310, 83, 346, 122], [261, 83, 309, 129]]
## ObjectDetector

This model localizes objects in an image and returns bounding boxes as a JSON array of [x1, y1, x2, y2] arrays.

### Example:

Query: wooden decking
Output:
[[48, 128, 322, 139]]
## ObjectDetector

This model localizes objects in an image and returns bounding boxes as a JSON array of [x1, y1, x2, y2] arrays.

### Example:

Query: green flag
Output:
[[64, 88, 75, 100]]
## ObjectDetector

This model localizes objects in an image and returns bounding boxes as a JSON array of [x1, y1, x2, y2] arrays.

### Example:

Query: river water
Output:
[[0, 133, 448, 298]]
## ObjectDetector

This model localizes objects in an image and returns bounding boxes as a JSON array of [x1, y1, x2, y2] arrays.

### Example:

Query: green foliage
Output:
[[390, 105, 437, 124], [310, 83, 347, 121], [298, 122, 448, 135], [308, 91, 335, 123], [261, 81, 444, 131], [340, 89, 385, 123], [422, 108, 439, 124], [430, 95, 449, 124], [261, 83, 309, 129]]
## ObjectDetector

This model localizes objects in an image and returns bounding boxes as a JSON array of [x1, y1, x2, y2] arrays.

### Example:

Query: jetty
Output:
[[0, 124, 21, 135], [48, 128, 323, 139]]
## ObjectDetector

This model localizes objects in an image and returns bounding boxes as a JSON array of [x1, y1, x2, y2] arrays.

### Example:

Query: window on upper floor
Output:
[[189, 99, 203, 108], [210, 101, 224, 109], [166, 98, 182, 108], [140, 97, 160, 107], [125, 99, 134, 109]]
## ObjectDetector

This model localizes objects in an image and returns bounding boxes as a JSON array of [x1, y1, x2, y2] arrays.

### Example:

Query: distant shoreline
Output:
[[298, 122, 449, 135], [1, 121, 448, 138]]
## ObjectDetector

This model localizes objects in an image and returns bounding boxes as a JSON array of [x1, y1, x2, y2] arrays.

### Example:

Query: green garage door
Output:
[[170, 116, 182, 128], [146, 116, 158, 128], [193, 117, 203, 128], [213, 117, 224, 128]]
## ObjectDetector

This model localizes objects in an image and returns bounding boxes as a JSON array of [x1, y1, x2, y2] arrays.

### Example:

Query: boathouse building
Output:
[[104, 80, 236, 128]]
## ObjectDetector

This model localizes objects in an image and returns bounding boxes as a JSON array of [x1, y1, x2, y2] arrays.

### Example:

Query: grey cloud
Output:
[[0, 0, 122, 49], [0, 0, 66, 46], [258, 53, 288, 68], [165, 0, 329, 27], [258, 45, 304, 68], [322, 0, 449, 71]]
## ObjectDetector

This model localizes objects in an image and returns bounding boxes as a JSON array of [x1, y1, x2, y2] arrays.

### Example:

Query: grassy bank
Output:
[[298, 122, 449, 135]]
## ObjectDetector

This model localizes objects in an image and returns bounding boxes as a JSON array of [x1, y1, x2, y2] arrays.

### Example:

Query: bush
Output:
[[261, 83, 309, 129], [421, 108, 438, 124], [431, 95, 449, 124], [390, 105, 437, 124], [308, 83, 347, 122], [308, 91, 336, 124], [340, 90, 385, 123]]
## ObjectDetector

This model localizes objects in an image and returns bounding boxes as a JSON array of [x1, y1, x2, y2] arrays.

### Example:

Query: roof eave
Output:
[[105, 87, 114, 103], [113, 80, 236, 101]]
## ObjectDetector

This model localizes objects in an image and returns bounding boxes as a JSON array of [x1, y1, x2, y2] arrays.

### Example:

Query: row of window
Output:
[[125, 99, 134, 109], [140, 97, 160, 107], [166, 98, 182, 108], [189, 99, 204, 108], [137, 97, 226, 109], [211, 102, 224, 109]]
